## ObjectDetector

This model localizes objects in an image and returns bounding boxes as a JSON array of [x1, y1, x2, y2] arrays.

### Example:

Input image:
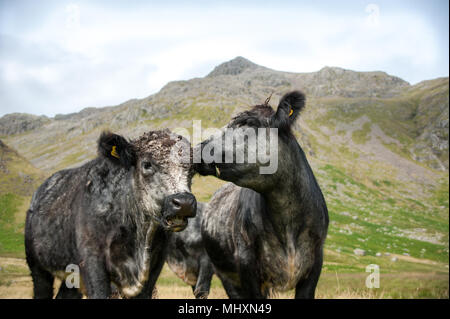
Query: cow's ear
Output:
[[272, 91, 305, 132], [98, 131, 136, 169]]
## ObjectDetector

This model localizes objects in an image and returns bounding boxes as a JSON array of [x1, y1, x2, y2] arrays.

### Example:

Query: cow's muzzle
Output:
[[163, 192, 197, 232]]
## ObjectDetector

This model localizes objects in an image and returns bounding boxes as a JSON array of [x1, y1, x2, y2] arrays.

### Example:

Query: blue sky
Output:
[[0, 0, 448, 117]]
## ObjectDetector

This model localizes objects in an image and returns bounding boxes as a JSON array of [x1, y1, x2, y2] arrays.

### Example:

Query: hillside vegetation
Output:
[[0, 57, 448, 298], [0, 140, 44, 257]]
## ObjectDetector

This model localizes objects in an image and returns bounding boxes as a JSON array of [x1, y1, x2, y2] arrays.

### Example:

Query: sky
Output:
[[0, 0, 448, 117]]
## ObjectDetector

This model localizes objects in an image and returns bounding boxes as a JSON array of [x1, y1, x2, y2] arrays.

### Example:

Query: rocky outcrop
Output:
[[407, 78, 449, 170], [0, 113, 49, 136]]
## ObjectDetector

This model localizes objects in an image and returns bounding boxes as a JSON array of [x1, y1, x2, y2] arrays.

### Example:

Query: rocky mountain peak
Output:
[[207, 56, 261, 77], [0, 113, 49, 136], [318, 66, 346, 73]]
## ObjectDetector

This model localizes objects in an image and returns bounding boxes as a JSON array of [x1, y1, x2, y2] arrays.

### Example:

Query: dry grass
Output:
[[1, 257, 447, 299]]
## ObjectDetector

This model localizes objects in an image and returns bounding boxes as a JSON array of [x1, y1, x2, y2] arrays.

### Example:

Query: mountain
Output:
[[0, 57, 447, 173], [0, 57, 448, 275], [0, 113, 49, 136], [207, 56, 263, 77]]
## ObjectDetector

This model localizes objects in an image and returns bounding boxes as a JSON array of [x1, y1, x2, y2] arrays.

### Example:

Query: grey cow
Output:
[[166, 202, 214, 298], [25, 129, 197, 299], [196, 91, 329, 298]]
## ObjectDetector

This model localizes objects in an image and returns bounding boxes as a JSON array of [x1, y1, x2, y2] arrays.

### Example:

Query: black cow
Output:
[[25, 129, 197, 299], [196, 91, 329, 298], [166, 202, 214, 298]]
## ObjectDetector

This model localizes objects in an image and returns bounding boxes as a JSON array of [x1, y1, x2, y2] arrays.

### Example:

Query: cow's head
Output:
[[98, 129, 196, 232], [195, 91, 305, 193]]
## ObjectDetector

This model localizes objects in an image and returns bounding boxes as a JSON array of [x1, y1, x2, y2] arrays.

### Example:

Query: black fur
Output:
[[272, 90, 305, 133], [98, 131, 137, 169], [229, 91, 305, 136]]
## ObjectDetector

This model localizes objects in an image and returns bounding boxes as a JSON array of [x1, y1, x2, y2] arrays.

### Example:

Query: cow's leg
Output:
[[295, 248, 323, 299], [30, 265, 54, 299], [193, 257, 214, 299], [238, 265, 264, 298], [79, 256, 111, 299], [237, 248, 265, 298], [26, 237, 54, 299], [217, 274, 242, 299], [132, 255, 165, 299], [133, 230, 168, 299], [55, 282, 83, 299]]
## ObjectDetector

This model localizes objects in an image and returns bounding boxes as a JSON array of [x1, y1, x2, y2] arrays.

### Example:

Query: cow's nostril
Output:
[[172, 198, 181, 208]]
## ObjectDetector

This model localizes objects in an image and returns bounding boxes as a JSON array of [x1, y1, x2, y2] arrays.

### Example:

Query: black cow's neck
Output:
[[259, 143, 317, 240]]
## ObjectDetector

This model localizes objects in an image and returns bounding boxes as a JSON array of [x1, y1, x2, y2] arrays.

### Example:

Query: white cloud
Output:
[[0, 1, 447, 117]]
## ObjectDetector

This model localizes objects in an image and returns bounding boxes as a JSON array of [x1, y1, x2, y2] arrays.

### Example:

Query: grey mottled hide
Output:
[[166, 202, 214, 298], [197, 91, 329, 299], [25, 129, 197, 299]]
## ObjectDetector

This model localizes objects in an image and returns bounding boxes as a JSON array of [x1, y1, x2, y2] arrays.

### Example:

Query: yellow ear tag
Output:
[[289, 108, 294, 117], [111, 145, 120, 159]]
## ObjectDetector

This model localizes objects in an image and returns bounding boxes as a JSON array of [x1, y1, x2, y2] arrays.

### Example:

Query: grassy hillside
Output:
[[0, 140, 44, 258], [0, 140, 44, 196], [0, 58, 448, 298], [0, 194, 28, 258]]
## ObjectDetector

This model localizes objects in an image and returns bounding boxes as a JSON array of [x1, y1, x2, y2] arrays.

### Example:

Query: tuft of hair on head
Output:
[[272, 90, 306, 133], [264, 92, 273, 106], [97, 131, 136, 169]]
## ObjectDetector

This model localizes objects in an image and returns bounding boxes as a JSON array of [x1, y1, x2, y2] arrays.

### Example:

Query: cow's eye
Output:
[[143, 162, 152, 169], [142, 161, 153, 175]]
